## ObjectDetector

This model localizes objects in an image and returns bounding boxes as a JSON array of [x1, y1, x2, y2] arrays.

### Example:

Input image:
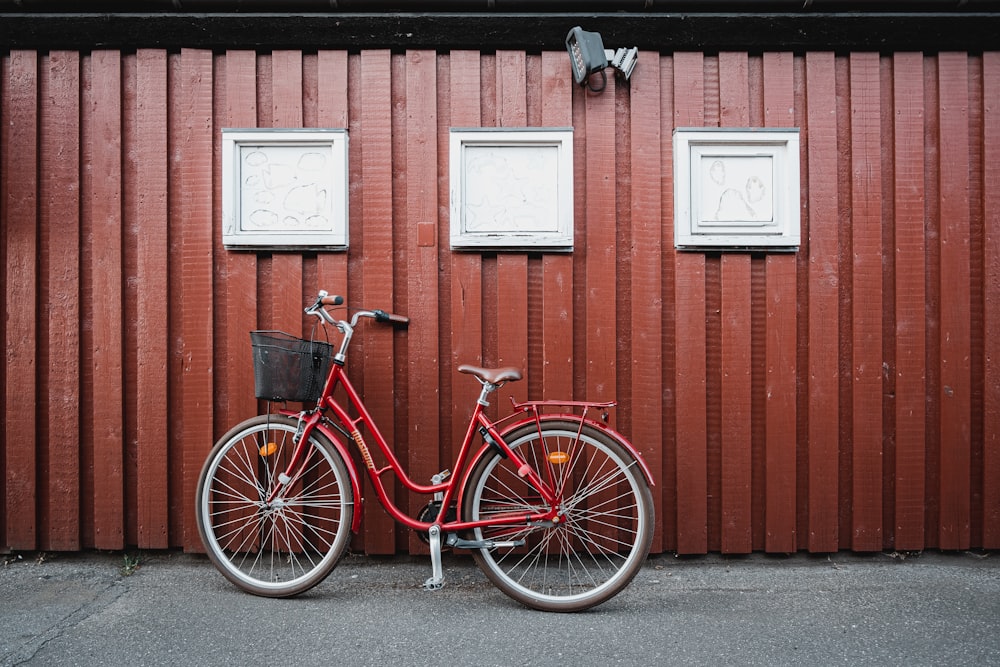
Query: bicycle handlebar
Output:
[[306, 290, 409, 329]]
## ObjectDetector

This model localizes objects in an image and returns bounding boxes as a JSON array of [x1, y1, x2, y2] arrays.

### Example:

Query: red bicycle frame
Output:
[[270, 359, 653, 538]]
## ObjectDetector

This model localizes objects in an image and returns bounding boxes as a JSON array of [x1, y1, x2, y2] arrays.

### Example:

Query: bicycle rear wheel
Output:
[[462, 419, 654, 612], [195, 414, 354, 597]]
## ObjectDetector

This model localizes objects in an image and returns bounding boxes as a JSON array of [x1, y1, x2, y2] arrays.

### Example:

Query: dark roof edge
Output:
[[2, 0, 999, 10], [1, 12, 998, 52]]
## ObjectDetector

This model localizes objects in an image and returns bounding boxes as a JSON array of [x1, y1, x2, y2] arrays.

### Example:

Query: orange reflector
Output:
[[259, 442, 277, 457], [548, 451, 569, 465]]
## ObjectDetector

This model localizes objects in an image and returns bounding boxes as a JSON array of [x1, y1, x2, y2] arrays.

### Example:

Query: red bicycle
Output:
[[195, 290, 655, 612]]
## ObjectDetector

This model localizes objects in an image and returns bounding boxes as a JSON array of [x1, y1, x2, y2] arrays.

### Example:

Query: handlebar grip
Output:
[[373, 309, 409, 327], [321, 294, 345, 306]]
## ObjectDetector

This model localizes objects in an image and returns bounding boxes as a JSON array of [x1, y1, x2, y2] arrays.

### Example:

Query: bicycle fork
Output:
[[264, 411, 320, 506]]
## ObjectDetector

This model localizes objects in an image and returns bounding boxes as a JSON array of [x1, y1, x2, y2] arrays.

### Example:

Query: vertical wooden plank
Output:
[[3, 50, 38, 550], [495, 51, 529, 406], [360, 49, 396, 554], [659, 54, 678, 552], [893, 52, 927, 550], [585, 68, 617, 408], [673, 52, 708, 554], [222, 50, 258, 430], [835, 55, 853, 549], [36, 52, 52, 549], [270, 51, 304, 334], [449, 51, 483, 466], [539, 52, 574, 401], [122, 52, 138, 546], [180, 48, 215, 551], [405, 49, 439, 552], [165, 51, 182, 546], [435, 52, 454, 475], [87, 50, 125, 550], [983, 52, 1000, 549], [583, 57, 620, 555], [718, 52, 753, 554], [316, 51, 350, 299], [79, 52, 94, 547], [135, 49, 170, 548], [625, 52, 663, 550], [849, 53, 884, 551], [968, 54, 985, 552], [937, 52, 972, 550], [762, 52, 798, 553], [40, 51, 81, 550], [390, 52, 408, 554], [921, 56, 942, 549], [805, 52, 840, 552]]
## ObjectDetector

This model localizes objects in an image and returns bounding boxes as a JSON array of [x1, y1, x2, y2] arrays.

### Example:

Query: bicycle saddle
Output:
[[457, 364, 523, 384]]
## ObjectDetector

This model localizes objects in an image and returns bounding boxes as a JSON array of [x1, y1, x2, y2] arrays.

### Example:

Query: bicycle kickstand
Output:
[[424, 525, 445, 591]]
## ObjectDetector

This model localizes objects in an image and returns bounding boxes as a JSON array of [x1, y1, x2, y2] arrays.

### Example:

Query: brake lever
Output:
[[306, 291, 338, 325]]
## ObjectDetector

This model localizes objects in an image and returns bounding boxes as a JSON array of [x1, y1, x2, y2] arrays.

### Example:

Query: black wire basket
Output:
[[250, 331, 333, 403]]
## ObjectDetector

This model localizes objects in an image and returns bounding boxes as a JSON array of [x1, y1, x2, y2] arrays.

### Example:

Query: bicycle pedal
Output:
[[484, 540, 525, 549], [445, 536, 525, 550]]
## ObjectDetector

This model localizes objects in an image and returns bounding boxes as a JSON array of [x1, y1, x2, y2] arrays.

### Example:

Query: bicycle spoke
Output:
[[563, 459, 637, 510]]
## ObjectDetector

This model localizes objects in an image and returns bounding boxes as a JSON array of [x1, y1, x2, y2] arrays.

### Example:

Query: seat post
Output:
[[477, 381, 497, 407]]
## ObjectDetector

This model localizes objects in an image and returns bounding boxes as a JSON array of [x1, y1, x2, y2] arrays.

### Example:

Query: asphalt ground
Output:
[[2, 549, 998, 666]]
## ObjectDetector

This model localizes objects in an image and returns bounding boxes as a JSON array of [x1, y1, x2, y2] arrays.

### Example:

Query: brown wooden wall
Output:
[[2, 48, 999, 555]]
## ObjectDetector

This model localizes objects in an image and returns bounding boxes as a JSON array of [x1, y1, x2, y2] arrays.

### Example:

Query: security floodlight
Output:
[[566, 26, 638, 92], [566, 27, 607, 86]]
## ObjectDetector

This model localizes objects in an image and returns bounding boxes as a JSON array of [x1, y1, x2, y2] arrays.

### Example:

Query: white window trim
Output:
[[674, 128, 800, 251], [222, 128, 349, 251], [449, 127, 574, 252]]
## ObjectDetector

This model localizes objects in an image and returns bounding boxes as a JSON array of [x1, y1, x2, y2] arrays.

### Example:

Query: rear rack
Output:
[[508, 396, 616, 422]]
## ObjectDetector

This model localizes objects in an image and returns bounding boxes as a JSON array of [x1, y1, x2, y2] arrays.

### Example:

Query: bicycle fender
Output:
[[500, 413, 657, 487], [316, 423, 365, 533], [458, 415, 656, 507], [279, 410, 365, 534]]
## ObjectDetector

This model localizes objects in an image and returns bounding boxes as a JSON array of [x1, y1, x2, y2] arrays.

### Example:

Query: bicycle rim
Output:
[[464, 421, 653, 612], [196, 415, 353, 597]]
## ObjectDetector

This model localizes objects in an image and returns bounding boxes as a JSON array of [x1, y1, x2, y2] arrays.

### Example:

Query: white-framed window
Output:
[[673, 128, 800, 251], [449, 128, 574, 251], [222, 129, 349, 250]]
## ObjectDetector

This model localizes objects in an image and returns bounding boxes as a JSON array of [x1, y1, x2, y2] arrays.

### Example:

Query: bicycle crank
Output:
[[415, 501, 456, 544]]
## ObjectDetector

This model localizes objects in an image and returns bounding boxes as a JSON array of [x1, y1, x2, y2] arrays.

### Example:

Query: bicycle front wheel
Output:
[[195, 414, 354, 597], [462, 420, 654, 612]]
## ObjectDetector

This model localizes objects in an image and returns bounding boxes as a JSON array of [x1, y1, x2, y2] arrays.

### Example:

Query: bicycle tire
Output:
[[462, 419, 654, 612], [195, 414, 354, 597]]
